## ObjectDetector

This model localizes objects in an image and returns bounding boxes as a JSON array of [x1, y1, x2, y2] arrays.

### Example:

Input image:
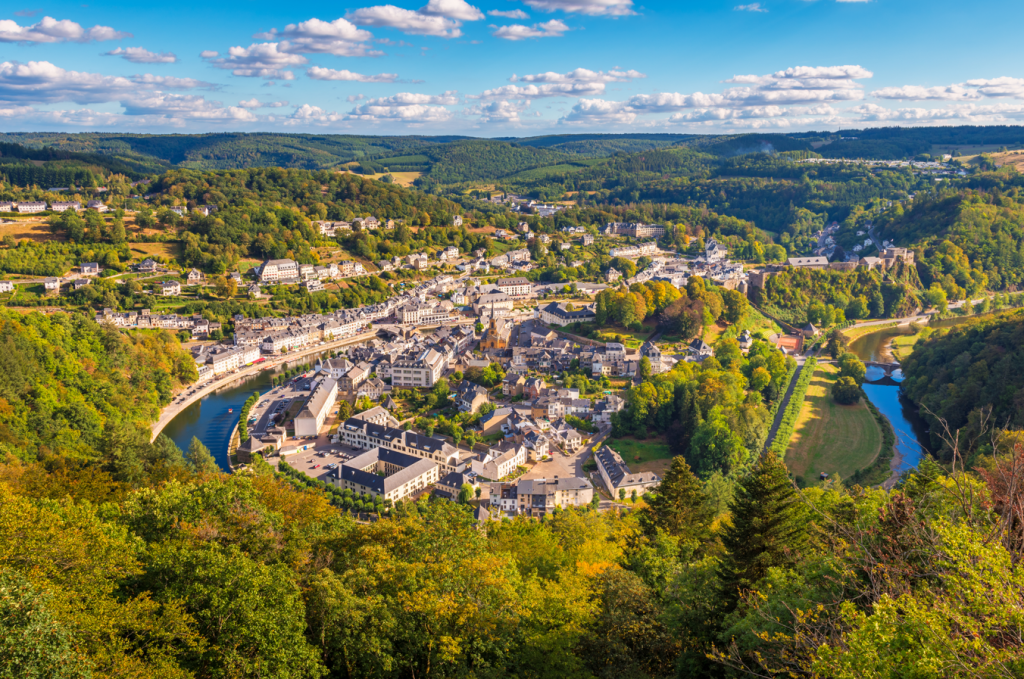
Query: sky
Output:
[[2, 0, 1024, 136]]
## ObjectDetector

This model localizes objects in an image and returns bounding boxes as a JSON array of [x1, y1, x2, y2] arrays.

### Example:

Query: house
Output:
[[802, 323, 820, 338], [472, 441, 527, 481], [86, 200, 108, 213], [169, 206, 187, 216], [455, 382, 489, 414], [0, 281, 14, 293], [187, 269, 204, 284], [247, 283, 262, 298], [489, 476, 593, 518], [43, 277, 62, 292], [80, 262, 100, 276], [593, 445, 661, 500], [687, 338, 713, 360], [161, 280, 181, 296], [138, 258, 161, 273], [496, 277, 531, 299], [50, 201, 80, 212], [581, 234, 595, 246], [73, 278, 90, 290], [17, 202, 47, 213], [738, 329, 753, 351], [0, 202, 15, 212], [453, 215, 463, 227], [294, 377, 338, 438], [502, 373, 526, 397], [605, 268, 622, 283], [705, 238, 729, 261]]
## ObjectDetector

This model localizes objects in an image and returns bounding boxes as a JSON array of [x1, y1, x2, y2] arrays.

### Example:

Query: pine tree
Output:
[[718, 453, 807, 609], [639, 456, 713, 545], [185, 436, 220, 475]]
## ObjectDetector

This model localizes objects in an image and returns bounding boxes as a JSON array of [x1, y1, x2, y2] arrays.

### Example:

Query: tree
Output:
[[923, 284, 948, 313], [832, 376, 861, 405], [838, 352, 867, 385], [185, 436, 219, 475], [639, 356, 652, 380], [619, 488, 627, 501], [826, 328, 849, 359], [458, 483, 474, 504], [722, 289, 748, 324], [718, 453, 807, 609], [687, 407, 749, 478]]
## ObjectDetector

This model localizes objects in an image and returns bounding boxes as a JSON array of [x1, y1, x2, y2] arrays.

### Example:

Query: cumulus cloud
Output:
[[0, 16, 131, 43], [559, 98, 637, 125], [734, 3, 767, 11], [238, 98, 289, 108], [488, 9, 529, 18], [253, 17, 382, 57], [200, 50, 219, 58], [306, 67, 399, 82], [286, 104, 346, 125], [491, 19, 569, 40], [420, 0, 484, 21], [202, 43, 307, 80], [360, 91, 459, 106], [475, 69, 645, 99], [346, 5, 465, 37], [0, 60, 138, 104], [520, 0, 635, 16], [344, 90, 458, 122], [966, 77, 1024, 98], [104, 46, 177, 64], [871, 84, 978, 101], [464, 99, 531, 122], [120, 93, 257, 120]]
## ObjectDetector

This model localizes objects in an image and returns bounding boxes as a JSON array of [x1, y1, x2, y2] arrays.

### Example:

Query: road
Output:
[[761, 356, 808, 455]]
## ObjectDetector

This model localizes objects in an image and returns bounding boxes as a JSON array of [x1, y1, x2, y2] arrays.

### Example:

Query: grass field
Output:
[[0, 219, 60, 242], [841, 322, 897, 343], [702, 305, 780, 346], [128, 242, 183, 261], [785, 363, 882, 485], [337, 169, 423, 187], [604, 436, 673, 471], [890, 328, 932, 360], [594, 322, 656, 348]]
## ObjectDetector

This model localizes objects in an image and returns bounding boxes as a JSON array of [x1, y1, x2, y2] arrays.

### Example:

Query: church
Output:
[[479, 310, 513, 351]]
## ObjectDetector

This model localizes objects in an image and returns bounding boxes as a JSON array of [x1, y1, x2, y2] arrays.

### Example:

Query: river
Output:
[[161, 353, 329, 472]]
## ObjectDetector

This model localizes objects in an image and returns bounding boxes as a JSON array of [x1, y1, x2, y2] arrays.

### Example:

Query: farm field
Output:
[[785, 363, 882, 486], [0, 218, 59, 242]]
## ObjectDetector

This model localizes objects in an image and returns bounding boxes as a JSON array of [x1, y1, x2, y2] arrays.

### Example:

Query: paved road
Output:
[[761, 356, 808, 455]]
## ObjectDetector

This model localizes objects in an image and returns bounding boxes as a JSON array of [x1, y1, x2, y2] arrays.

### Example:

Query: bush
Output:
[[832, 376, 861, 405]]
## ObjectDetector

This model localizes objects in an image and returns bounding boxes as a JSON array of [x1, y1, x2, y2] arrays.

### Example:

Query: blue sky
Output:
[[2, 0, 1023, 135]]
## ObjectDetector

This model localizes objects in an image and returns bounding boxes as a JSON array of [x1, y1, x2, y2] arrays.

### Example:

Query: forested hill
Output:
[[3, 307, 1024, 678], [902, 309, 1024, 458], [7, 126, 1024, 178]]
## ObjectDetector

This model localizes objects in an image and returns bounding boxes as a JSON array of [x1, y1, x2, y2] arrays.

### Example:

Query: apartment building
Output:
[[259, 258, 299, 282], [390, 347, 446, 388], [334, 447, 439, 503], [338, 417, 467, 473], [496, 277, 532, 298], [489, 476, 593, 518], [295, 377, 338, 438]]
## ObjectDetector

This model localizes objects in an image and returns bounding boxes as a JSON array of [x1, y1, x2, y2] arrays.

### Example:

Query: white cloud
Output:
[[120, 93, 257, 120], [520, 0, 635, 16], [475, 69, 644, 98], [306, 66, 399, 83], [513, 67, 644, 84], [850, 102, 1024, 124], [964, 77, 1024, 98], [199, 50, 219, 58], [346, 5, 464, 37], [203, 43, 307, 80], [347, 94, 365, 102], [0, 60, 138, 104], [286, 104, 346, 125], [734, 3, 767, 11], [252, 17, 383, 57], [0, 16, 131, 43], [347, 103, 455, 122], [488, 9, 529, 18], [104, 47, 177, 64], [361, 91, 459, 106], [871, 84, 978, 101], [238, 98, 289, 108], [559, 98, 637, 125], [464, 99, 531, 122], [131, 74, 217, 90], [491, 19, 569, 40], [420, 0, 484, 21]]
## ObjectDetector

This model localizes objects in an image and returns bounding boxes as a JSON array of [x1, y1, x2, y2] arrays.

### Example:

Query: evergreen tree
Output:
[[639, 456, 713, 546], [185, 436, 219, 475], [718, 453, 807, 609]]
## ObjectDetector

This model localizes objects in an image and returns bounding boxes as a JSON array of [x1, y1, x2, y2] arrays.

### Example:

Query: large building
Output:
[[334, 447, 439, 503], [338, 417, 467, 473], [390, 346, 446, 388], [593, 445, 661, 499], [294, 377, 338, 438], [496, 277, 532, 298], [609, 241, 658, 258], [539, 301, 596, 326], [489, 476, 594, 518], [605, 222, 666, 238], [479, 314, 512, 351], [260, 259, 299, 282]]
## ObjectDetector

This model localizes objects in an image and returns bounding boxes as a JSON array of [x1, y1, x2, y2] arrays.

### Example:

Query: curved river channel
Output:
[[161, 352, 332, 472]]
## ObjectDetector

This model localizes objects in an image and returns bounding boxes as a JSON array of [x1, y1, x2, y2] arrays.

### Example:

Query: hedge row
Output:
[[769, 358, 818, 456]]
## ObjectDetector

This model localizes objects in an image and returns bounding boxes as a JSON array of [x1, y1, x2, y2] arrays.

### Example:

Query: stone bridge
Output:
[[864, 361, 900, 375]]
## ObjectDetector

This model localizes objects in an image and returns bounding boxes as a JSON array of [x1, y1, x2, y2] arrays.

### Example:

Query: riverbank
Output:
[[150, 329, 378, 442]]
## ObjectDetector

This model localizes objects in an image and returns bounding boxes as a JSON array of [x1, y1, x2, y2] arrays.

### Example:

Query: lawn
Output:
[[890, 328, 933, 360], [128, 242, 183, 262], [841, 322, 897, 343], [594, 322, 656, 348], [785, 363, 883, 486], [604, 435, 673, 468]]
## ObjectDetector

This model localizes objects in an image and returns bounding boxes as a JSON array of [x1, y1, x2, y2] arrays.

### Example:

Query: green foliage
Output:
[[831, 376, 861, 405], [769, 358, 818, 455]]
